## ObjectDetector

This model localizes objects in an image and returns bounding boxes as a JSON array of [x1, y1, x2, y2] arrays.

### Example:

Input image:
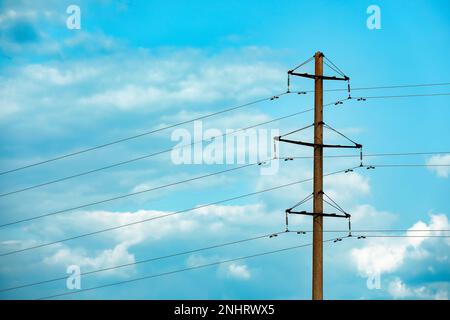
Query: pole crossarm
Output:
[[275, 136, 362, 149], [287, 71, 349, 81], [286, 209, 350, 219]]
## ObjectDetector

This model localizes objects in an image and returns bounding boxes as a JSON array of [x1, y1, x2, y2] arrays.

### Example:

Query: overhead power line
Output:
[[3, 150, 450, 198], [0, 92, 289, 176], [0, 102, 320, 198], [299, 82, 450, 93], [357, 235, 450, 238], [36, 237, 340, 300], [33, 231, 450, 300], [1, 84, 449, 177], [2, 229, 448, 294], [1, 161, 447, 255], [357, 92, 450, 99], [0, 167, 358, 257], [362, 164, 450, 168], [0, 230, 283, 293]]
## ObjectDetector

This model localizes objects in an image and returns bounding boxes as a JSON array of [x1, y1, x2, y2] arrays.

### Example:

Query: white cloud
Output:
[[388, 278, 448, 300], [351, 214, 450, 277], [324, 172, 370, 205], [43, 243, 136, 277], [350, 204, 397, 229], [5, 203, 276, 273], [427, 154, 450, 178], [388, 278, 411, 299], [227, 263, 251, 280], [76, 58, 283, 110]]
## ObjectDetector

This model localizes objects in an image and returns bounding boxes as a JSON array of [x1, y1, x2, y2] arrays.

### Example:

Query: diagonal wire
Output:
[[0, 107, 318, 198], [0, 230, 289, 293], [0, 97, 352, 228], [2, 230, 449, 294], [36, 237, 345, 300], [0, 105, 319, 198], [279, 123, 314, 139], [323, 122, 360, 146], [0, 92, 290, 176], [323, 198, 347, 215], [0, 167, 358, 257], [290, 56, 315, 72], [323, 56, 347, 77], [288, 193, 313, 210], [322, 192, 347, 215], [324, 60, 346, 78]]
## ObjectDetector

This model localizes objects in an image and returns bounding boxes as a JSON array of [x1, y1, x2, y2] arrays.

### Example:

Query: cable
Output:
[[2, 149, 449, 198], [323, 56, 347, 78], [0, 107, 314, 198], [0, 161, 256, 198], [324, 60, 346, 78], [359, 92, 450, 99], [0, 230, 288, 293], [1, 229, 448, 293], [0, 106, 320, 198], [323, 229, 450, 233], [277, 151, 450, 162], [1, 88, 448, 196], [0, 159, 447, 230], [0, 167, 358, 257], [36, 237, 343, 300], [0, 163, 261, 227], [363, 164, 450, 168], [322, 192, 347, 215], [0, 92, 290, 176], [288, 193, 313, 211], [2, 83, 449, 177], [279, 123, 314, 138], [290, 56, 314, 72], [357, 235, 450, 238], [296, 82, 450, 94], [36, 232, 450, 300], [0, 97, 353, 227], [325, 151, 450, 159], [322, 122, 360, 146]]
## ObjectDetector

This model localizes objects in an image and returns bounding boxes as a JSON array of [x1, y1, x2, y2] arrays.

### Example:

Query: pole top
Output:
[[315, 51, 324, 58]]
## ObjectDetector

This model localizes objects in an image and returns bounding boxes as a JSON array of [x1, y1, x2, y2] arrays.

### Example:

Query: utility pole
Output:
[[279, 51, 359, 300], [312, 51, 324, 300]]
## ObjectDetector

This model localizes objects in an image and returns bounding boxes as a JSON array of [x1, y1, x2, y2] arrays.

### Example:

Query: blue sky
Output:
[[0, 0, 449, 300]]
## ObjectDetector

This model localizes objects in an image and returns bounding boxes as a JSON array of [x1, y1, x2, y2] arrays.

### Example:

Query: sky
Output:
[[0, 0, 449, 300]]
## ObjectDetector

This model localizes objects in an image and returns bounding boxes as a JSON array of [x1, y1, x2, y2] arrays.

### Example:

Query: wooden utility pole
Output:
[[312, 51, 324, 300], [280, 51, 355, 300]]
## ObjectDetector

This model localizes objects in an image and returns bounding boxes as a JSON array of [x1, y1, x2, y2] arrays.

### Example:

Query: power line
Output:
[[33, 232, 450, 300], [0, 90, 447, 197], [0, 103, 319, 198], [0, 230, 285, 293], [3, 150, 450, 198], [326, 151, 450, 158], [363, 164, 450, 168], [298, 82, 450, 93], [1, 161, 447, 254], [322, 229, 450, 233], [2, 229, 448, 294], [0, 92, 289, 176], [1, 84, 449, 177], [0, 162, 257, 228], [357, 235, 450, 238], [0, 167, 356, 257], [359, 92, 450, 99], [0, 96, 355, 198], [36, 238, 339, 300], [0, 162, 256, 198]]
